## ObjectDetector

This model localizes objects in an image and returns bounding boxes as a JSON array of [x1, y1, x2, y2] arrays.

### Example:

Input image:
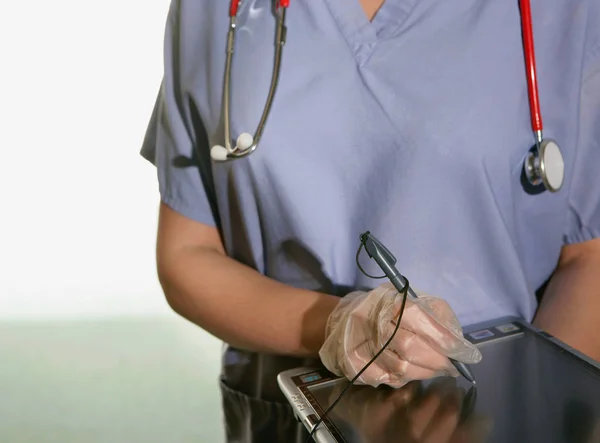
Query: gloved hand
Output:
[[319, 283, 482, 388]]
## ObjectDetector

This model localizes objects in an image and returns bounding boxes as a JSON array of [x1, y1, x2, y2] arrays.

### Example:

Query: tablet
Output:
[[278, 316, 600, 443]]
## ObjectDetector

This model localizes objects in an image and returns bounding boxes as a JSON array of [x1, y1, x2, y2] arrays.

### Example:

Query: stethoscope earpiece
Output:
[[524, 139, 565, 193], [210, 145, 229, 161], [236, 133, 254, 151], [210, 132, 256, 162]]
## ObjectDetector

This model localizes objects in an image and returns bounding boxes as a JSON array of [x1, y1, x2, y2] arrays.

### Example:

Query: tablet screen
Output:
[[306, 325, 600, 443]]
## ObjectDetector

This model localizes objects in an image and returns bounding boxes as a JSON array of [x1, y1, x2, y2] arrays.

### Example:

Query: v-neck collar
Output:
[[323, 0, 419, 64]]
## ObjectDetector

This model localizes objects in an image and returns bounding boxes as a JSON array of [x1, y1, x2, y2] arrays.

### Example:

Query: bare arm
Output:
[[156, 202, 340, 358], [533, 238, 600, 362]]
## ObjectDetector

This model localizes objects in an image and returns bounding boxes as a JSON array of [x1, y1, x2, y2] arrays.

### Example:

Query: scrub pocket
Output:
[[219, 376, 309, 443]]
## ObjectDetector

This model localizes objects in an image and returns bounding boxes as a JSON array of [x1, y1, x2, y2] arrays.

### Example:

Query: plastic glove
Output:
[[319, 282, 482, 388]]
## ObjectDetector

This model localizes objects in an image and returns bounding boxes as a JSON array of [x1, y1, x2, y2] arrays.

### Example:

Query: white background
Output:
[[0, 2, 225, 441], [0, 0, 176, 319], [0, 3, 224, 441]]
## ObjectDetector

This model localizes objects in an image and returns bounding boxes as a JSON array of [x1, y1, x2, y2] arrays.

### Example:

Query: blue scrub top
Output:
[[142, 0, 600, 327]]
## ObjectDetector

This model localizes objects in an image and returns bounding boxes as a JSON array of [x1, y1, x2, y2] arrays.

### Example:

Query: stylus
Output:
[[391, 274, 476, 384], [450, 359, 476, 384], [360, 231, 477, 384]]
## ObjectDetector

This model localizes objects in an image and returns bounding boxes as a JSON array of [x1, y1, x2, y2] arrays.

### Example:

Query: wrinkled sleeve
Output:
[[140, 2, 217, 227], [564, 45, 600, 244]]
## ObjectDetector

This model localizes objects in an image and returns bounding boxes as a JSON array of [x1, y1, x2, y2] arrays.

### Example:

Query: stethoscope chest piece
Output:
[[524, 139, 565, 193]]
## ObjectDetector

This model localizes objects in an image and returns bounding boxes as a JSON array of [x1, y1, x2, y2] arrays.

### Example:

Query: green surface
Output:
[[0, 317, 224, 443]]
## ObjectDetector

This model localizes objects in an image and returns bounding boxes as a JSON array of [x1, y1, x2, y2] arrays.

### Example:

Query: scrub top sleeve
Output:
[[139, 7, 218, 228], [564, 48, 600, 245]]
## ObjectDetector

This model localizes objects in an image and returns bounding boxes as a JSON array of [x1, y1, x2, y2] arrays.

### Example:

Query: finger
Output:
[[354, 335, 414, 387], [343, 335, 393, 386], [385, 325, 458, 374], [352, 353, 411, 389], [374, 345, 454, 387], [397, 298, 482, 364], [401, 298, 462, 349], [422, 390, 463, 443], [404, 363, 454, 381], [374, 345, 457, 387], [344, 308, 411, 387], [354, 360, 394, 387], [420, 295, 462, 333], [351, 344, 406, 387]]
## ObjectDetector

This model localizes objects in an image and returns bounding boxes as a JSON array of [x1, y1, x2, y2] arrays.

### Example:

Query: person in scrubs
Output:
[[141, 0, 600, 441]]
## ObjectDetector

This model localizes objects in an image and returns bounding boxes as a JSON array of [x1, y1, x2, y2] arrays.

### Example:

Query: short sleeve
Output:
[[564, 45, 600, 244], [140, 2, 218, 227]]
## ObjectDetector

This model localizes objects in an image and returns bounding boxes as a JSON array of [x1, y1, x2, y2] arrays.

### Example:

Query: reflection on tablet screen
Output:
[[306, 328, 600, 443]]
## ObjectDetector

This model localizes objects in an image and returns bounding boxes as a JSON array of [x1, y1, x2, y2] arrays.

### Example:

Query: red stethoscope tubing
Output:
[[519, 0, 543, 134], [230, 0, 289, 16], [229, 0, 239, 16]]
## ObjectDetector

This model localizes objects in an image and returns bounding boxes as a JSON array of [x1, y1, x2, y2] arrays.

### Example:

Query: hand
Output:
[[319, 283, 482, 388], [326, 378, 492, 443]]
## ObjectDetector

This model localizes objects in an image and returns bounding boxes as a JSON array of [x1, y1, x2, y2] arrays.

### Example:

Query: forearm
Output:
[[533, 252, 600, 362], [157, 246, 340, 358]]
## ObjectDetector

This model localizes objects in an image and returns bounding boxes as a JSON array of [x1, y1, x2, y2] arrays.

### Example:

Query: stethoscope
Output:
[[210, 0, 289, 162], [210, 0, 565, 194]]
